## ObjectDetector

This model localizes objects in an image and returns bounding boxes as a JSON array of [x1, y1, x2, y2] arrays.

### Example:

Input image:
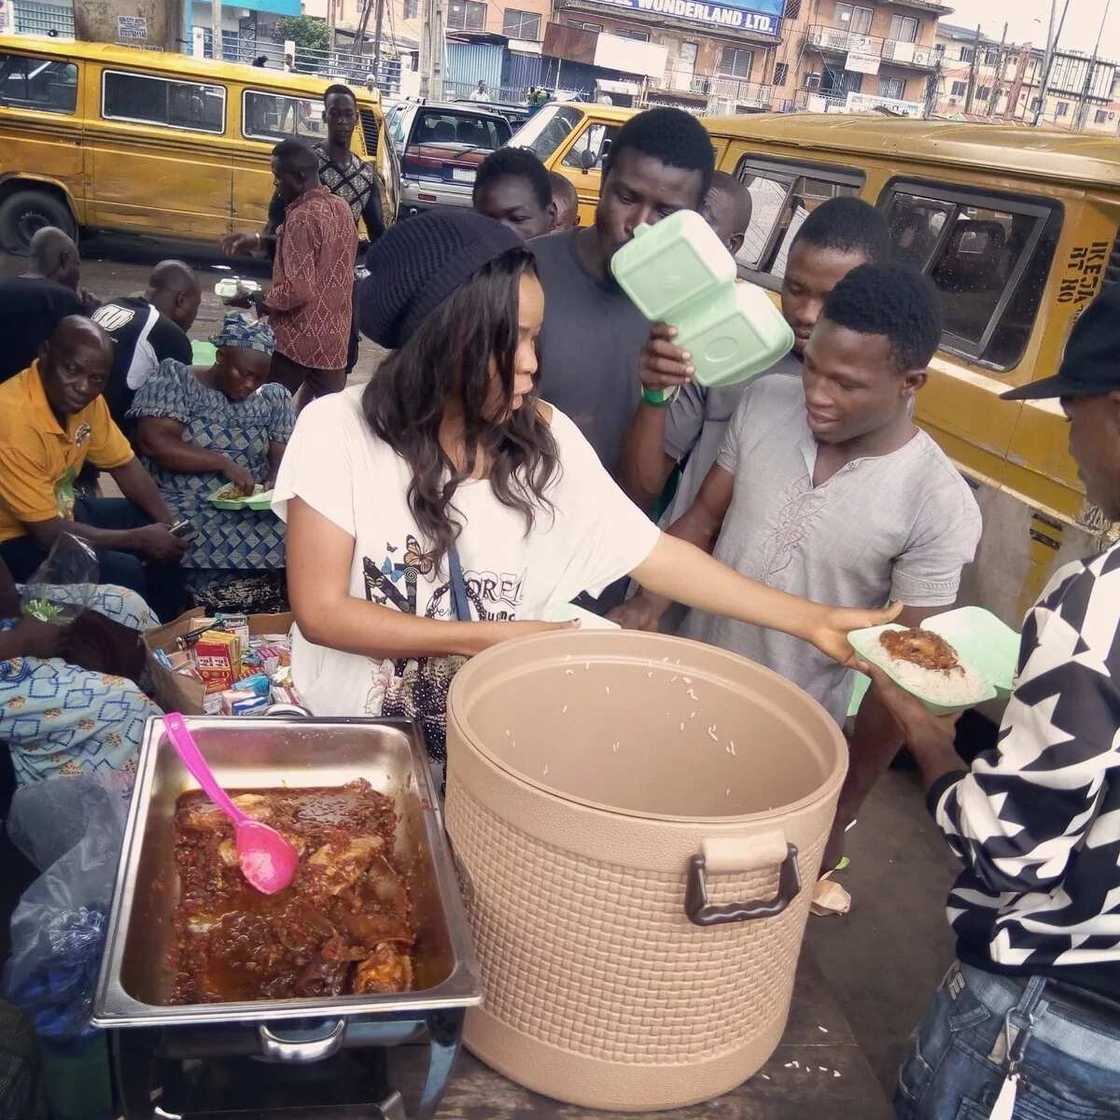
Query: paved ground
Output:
[[1, 236, 969, 1102]]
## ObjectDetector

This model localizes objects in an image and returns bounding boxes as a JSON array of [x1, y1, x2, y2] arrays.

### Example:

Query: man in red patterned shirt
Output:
[[238, 140, 357, 409]]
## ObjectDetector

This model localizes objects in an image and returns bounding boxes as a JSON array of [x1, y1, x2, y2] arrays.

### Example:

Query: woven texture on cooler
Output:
[[445, 781, 826, 1065]]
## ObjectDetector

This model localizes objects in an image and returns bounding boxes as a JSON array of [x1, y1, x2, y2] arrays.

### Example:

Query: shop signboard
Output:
[[845, 50, 881, 75], [598, 0, 782, 36], [117, 14, 148, 41], [845, 91, 924, 117]]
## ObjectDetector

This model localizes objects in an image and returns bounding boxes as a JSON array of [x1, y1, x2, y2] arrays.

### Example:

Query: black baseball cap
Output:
[[1002, 283, 1120, 401]]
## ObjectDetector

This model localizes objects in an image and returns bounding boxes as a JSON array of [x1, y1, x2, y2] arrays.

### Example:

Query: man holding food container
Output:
[[875, 285, 1120, 1120]]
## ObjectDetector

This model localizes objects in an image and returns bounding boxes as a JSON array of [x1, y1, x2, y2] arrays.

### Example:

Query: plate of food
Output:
[[848, 607, 1017, 715], [209, 483, 275, 511]]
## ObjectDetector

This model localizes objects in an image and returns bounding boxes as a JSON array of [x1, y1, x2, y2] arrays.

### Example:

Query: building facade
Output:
[[932, 22, 1120, 134], [783, 0, 948, 117], [545, 0, 785, 112]]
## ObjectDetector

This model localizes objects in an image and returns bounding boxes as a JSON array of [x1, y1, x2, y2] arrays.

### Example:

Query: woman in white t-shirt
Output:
[[274, 211, 895, 761]]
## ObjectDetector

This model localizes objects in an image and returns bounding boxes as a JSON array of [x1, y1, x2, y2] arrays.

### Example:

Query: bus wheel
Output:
[[0, 190, 77, 255]]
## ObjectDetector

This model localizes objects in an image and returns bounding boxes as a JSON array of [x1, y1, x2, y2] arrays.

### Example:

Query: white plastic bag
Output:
[[19, 534, 99, 624]]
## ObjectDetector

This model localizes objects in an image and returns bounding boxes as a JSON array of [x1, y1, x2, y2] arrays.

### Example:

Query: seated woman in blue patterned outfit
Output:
[[0, 556, 160, 789], [128, 314, 294, 605]]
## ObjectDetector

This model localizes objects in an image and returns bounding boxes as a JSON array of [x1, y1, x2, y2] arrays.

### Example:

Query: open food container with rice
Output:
[[92, 710, 480, 1120], [849, 607, 1020, 716], [445, 629, 848, 1112]]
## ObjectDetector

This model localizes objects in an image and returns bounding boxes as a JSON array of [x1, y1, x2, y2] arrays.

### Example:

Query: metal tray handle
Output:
[[685, 832, 801, 927], [264, 703, 313, 718], [258, 1019, 346, 1063]]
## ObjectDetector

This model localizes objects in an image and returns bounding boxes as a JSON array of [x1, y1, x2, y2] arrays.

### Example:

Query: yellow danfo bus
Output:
[[513, 106, 1120, 628], [0, 35, 398, 252]]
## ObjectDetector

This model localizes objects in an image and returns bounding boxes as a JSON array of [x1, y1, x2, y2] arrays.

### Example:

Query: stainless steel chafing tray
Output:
[[92, 713, 480, 1030]]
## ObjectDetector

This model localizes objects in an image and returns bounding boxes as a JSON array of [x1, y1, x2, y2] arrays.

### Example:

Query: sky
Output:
[[943, 0, 1120, 59]]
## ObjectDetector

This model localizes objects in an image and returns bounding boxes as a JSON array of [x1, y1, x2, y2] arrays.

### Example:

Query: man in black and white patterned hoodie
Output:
[[876, 284, 1120, 1120]]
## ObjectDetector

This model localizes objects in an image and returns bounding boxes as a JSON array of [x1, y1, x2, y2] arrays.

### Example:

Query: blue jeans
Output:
[[896, 961, 1120, 1119]]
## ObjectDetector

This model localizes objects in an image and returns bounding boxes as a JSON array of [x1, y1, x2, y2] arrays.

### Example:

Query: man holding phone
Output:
[[0, 317, 187, 621]]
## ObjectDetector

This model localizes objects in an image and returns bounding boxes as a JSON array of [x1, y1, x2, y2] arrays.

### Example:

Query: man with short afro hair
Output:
[[621, 265, 981, 867], [530, 105, 712, 470], [530, 106, 714, 610], [473, 147, 555, 239]]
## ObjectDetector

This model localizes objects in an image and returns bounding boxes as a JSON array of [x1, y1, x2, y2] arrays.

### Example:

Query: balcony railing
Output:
[[806, 24, 938, 69], [797, 86, 925, 117], [649, 71, 773, 111]]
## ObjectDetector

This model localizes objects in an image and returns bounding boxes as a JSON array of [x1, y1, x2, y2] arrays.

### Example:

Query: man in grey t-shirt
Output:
[[624, 195, 893, 519], [616, 265, 981, 864], [531, 108, 715, 479]]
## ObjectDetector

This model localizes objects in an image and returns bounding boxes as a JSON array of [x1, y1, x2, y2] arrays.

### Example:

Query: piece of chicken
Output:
[[353, 941, 413, 994], [880, 628, 961, 673], [307, 835, 384, 895], [179, 801, 226, 833], [231, 793, 273, 821]]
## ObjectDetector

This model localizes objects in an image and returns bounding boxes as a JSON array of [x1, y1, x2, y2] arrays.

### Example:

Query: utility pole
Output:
[[418, 0, 445, 99], [987, 22, 1008, 117], [964, 23, 981, 114], [1074, 0, 1113, 131], [1004, 37, 1032, 120], [210, 0, 223, 61], [1033, 0, 1072, 126], [372, 0, 386, 86]]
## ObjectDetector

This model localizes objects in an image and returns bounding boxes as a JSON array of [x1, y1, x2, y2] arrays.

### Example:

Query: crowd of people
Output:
[[0, 85, 1118, 1119]]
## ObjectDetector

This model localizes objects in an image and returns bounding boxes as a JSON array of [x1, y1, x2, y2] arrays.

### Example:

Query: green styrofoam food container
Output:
[[208, 487, 275, 512], [610, 210, 794, 389], [848, 604, 1019, 715], [191, 340, 217, 366]]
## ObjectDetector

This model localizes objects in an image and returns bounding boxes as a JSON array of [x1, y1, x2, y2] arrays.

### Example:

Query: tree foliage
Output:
[[274, 15, 330, 52]]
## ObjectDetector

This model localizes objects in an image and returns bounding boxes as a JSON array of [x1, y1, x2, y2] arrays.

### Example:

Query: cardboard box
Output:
[[144, 608, 293, 715]]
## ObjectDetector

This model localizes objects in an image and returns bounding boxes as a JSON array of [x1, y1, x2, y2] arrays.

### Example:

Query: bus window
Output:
[[733, 156, 864, 285], [883, 183, 1062, 370]]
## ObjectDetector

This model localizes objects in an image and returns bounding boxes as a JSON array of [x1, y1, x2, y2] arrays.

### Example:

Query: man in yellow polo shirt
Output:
[[0, 316, 188, 621]]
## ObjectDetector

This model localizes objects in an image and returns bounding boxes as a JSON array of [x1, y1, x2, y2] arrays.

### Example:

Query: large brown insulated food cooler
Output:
[[444, 629, 848, 1112]]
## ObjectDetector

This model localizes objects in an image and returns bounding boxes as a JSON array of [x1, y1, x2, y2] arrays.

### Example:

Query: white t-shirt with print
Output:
[[272, 387, 660, 757]]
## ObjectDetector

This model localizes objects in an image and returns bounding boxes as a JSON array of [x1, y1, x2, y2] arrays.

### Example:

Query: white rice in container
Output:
[[881, 651, 989, 707]]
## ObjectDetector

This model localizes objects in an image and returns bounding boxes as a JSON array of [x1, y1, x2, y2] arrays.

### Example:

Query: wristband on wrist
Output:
[[642, 385, 680, 408]]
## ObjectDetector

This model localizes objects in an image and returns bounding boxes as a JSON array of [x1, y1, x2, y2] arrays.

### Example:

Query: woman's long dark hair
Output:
[[362, 247, 559, 567]]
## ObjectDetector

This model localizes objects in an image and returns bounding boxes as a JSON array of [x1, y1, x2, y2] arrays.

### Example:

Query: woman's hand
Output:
[[468, 619, 578, 655], [804, 602, 903, 668], [222, 459, 257, 496]]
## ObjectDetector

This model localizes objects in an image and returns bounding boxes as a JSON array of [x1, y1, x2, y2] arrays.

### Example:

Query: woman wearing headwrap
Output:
[[128, 314, 293, 602]]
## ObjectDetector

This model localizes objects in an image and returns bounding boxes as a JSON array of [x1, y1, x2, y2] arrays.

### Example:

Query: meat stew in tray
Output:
[[171, 779, 416, 1003]]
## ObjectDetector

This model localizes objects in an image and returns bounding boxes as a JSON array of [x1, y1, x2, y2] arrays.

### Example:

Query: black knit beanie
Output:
[[358, 208, 523, 349]]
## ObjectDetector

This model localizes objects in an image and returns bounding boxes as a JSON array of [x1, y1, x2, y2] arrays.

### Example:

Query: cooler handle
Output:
[[685, 833, 801, 927], [258, 1019, 346, 1063]]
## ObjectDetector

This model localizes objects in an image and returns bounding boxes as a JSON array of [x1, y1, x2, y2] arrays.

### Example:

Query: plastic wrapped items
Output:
[[19, 534, 99, 624], [3, 776, 129, 1045]]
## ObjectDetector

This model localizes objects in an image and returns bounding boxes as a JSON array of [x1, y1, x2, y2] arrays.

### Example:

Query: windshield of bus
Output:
[[508, 103, 584, 162]]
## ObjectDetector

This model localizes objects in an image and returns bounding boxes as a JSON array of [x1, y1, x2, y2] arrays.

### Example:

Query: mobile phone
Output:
[[168, 519, 194, 538]]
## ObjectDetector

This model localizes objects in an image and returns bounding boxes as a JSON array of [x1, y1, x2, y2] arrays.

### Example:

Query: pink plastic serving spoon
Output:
[[163, 712, 299, 895]]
